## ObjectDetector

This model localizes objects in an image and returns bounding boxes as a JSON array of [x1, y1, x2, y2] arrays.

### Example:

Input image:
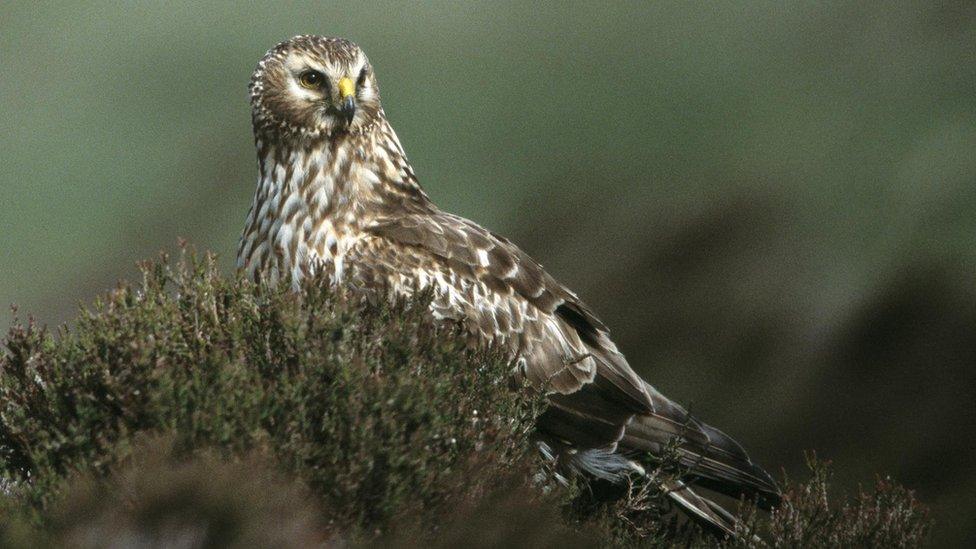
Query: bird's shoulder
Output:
[[363, 210, 597, 321]]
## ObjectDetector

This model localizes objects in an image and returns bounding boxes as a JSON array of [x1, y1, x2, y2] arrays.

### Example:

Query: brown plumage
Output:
[[238, 35, 780, 534]]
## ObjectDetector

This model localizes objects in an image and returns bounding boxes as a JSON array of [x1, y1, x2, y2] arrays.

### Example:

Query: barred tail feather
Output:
[[662, 479, 738, 538]]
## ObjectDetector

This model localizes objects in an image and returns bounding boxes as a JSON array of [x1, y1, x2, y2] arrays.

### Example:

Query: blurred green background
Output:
[[2, 1, 974, 545]]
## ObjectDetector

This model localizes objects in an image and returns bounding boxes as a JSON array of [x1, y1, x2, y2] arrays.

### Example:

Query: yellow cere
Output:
[[338, 77, 355, 98]]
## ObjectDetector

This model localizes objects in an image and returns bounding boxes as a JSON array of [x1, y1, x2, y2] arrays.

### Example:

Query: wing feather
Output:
[[366, 212, 652, 410], [362, 211, 779, 508]]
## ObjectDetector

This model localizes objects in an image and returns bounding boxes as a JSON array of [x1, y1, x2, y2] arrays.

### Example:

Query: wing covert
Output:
[[365, 211, 653, 414]]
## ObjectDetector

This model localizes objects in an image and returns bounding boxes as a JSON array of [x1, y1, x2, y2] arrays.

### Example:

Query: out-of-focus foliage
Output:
[[2, 1, 972, 544], [0, 257, 931, 547], [1, 445, 329, 548]]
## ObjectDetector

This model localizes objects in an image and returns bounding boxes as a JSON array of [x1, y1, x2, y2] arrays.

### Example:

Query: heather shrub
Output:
[[0, 253, 931, 547]]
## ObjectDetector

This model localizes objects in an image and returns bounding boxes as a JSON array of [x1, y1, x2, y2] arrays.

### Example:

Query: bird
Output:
[[237, 35, 780, 535]]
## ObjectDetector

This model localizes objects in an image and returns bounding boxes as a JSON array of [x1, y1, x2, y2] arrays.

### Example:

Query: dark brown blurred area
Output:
[[2, 1, 974, 545], [512, 188, 976, 545]]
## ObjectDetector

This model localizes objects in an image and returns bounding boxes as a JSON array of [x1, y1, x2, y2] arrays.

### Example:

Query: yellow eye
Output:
[[299, 70, 325, 89]]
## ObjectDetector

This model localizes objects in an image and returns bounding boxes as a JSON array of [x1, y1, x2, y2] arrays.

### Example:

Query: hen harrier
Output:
[[238, 35, 779, 534]]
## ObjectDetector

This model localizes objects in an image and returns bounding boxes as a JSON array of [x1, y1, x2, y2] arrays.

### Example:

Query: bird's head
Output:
[[249, 35, 381, 138]]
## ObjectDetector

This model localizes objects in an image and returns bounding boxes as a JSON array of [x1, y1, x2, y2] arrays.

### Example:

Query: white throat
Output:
[[237, 121, 419, 288]]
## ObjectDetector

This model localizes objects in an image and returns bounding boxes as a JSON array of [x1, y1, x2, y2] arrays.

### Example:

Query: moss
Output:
[[0, 252, 931, 547]]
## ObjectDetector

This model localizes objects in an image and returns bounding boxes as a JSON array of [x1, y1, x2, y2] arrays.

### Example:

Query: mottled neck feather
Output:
[[259, 114, 431, 217], [237, 113, 433, 282]]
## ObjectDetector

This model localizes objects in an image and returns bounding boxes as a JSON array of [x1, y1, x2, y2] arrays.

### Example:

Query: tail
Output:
[[536, 378, 779, 537], [619, 383, 780, 534]]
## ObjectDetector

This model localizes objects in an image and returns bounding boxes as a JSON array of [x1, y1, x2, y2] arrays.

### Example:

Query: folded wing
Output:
[[363, 210, 779, 508]]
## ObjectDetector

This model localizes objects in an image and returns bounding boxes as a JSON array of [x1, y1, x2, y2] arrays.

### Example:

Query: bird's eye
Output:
[[299, 70, 325, 89], [356, 65, 369, 88]]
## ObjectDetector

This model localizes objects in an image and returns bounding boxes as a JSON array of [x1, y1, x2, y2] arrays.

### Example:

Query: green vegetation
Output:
[[0, 255, 931, 547]]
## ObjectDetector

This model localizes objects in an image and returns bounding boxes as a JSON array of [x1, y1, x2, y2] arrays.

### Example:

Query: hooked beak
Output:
[[337, 76, 356, 126]]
